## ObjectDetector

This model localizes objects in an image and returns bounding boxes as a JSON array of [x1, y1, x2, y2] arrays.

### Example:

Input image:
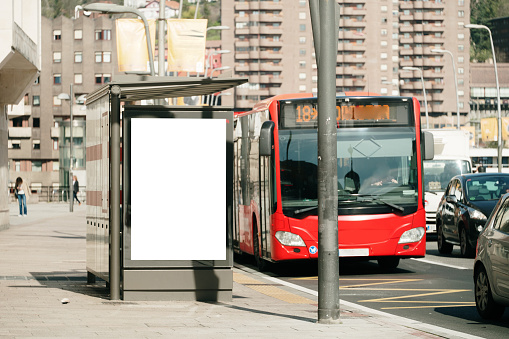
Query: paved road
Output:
[[238, 238, 509, 339]]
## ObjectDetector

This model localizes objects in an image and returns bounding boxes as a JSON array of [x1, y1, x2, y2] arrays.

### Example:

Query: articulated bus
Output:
[[233, 93, 434, 270]]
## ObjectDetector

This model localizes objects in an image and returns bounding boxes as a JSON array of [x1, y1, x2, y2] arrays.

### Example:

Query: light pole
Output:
[[206, 66, 231, 105], [403, 66, 429, 129], [432, 49, 460, 130], [83, 3, 155, 76], [465, 23, 503, 172], [58, 85, 74, 212], [203, 49, 230, 78]]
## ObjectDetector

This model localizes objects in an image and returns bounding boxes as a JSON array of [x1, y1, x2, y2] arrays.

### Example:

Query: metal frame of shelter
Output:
[[85, 76, 247, 300]]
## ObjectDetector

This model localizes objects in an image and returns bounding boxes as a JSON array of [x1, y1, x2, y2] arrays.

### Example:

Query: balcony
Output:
[[235, 64, 249, 72], [249, 63, 260, 71], [269, 87, 281, 96], [8, 127, 31, 138], [259, 14, 282, 23], [260, 63, 283, 72], [236, 87, 249, 96], [400, 25, 414, 33], [423, 1, 445, 9], [342, 19, 366, 28], [249, 75, 260, 84], [269, 76, 283, 84], [260, 27, 283, 35], [336, 78, 354, 87], [259, 1, 283, 10], [259, 51, 282, 59], [343, 43, 366, 52], [235, 2, 249, 10]]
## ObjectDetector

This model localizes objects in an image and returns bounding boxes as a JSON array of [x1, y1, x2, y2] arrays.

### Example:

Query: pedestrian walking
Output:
[[73, 175, 81, 205], [15, 177, 30, 217]]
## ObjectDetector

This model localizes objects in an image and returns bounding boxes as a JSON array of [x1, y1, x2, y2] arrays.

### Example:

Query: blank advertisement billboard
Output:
[[130, 118, 226, 261]]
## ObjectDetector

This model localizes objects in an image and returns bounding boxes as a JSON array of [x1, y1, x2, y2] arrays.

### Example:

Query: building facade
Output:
[[221, 0, 471, 128], [1, 0, 41, 228], [7, 14, 120, 199]]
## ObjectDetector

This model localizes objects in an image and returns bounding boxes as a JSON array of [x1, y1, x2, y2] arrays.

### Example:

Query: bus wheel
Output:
[[377, 257, 400, 271], [253, 224, 267, 271]]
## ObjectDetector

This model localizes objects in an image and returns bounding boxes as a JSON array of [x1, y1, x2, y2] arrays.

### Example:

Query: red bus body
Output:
[[233, 93, 427, 267]]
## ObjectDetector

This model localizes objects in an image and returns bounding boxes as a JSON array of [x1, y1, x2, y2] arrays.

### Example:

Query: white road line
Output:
[[234, 263, 482, 339], [411, 258, 471, 270]]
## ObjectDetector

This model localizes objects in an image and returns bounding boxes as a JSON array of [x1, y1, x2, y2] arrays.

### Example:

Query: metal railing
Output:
[[10, 186, 86, 203]]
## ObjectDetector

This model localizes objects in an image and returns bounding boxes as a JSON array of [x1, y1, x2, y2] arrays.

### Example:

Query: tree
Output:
[[470, 0, 500, 62]]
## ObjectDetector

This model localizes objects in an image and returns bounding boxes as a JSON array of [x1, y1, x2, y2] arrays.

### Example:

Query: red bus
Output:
[[233, 93, 434, 270]]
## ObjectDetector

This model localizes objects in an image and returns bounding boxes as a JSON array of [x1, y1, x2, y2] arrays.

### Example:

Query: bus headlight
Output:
[[398, 227, 425, 244], [275, 231, 306, 247]]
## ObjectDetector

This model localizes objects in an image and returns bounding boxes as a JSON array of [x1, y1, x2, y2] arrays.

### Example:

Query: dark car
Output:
[[436, 173, 509, 257], [474, 192, 509, 319]]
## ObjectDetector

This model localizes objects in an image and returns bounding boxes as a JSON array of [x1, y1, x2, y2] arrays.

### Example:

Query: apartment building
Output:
[[8, 14, 119, 195], [221, 0, 471, 128]]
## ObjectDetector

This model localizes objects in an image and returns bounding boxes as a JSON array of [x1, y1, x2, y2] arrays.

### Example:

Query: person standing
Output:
[[73, 175, 81, 205], [15, 177, 30, 217]]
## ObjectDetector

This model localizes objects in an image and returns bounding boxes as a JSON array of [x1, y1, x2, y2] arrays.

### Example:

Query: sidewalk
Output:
[[0, 203, 479, 338]]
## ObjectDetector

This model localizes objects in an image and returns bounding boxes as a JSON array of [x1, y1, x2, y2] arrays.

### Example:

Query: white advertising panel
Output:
[[130, 118, 226, 260]]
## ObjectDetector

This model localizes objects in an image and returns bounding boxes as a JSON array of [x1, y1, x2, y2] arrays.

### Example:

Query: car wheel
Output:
[[460, 227, 475, 258], [474, 266, 505, 319], [437, 223, 453, 254]]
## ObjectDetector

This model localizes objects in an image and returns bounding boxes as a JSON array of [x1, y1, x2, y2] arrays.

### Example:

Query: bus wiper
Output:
[[294, 205, 318, 215], [425, 190, 438, 195], [356, 195, 405, 213]]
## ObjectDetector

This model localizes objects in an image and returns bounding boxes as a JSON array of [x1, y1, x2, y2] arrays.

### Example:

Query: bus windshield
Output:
[[279, 127, 418, 215]]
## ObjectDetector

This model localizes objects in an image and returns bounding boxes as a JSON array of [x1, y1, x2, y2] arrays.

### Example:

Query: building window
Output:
[[299, 49, 306, 56], [458, 33, 464, 40], [53, 52, 61, 63], [299, 85, 306, 92], [75, 52, 82, 63], [458, 68, 464, 74], [32, 161, 42, 172], [53, 96, 62, 106], [94, 51, 112, 63], [54, 74, 62, 84], [458, 10, 464, 17], [299, 73, 306, 80], [74, 29, 82, 40], [381, 29, 387, 36], [74, 74, 83, 84], [299, 12, 306, 20], [299, 61, 306, 68], [95, 29, 111, 40], [33, 95, 40, 106], [53, 140, 58, 151], [33, 140, 40, 150], [458, 56, 464, 63], [33, 118, 40, 128], [95, 74, 112, 84], [381, 53, 387, 59], [15, 161, 20, 170], [458, 45, 464, 51], [53, 30, 61, 40], [381, 64, 388, 71], [299, 37, 306, 44], [299, 24, 306, 32]]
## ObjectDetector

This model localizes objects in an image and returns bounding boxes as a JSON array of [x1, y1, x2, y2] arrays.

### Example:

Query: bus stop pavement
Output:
[[0, 202, 480, 338]]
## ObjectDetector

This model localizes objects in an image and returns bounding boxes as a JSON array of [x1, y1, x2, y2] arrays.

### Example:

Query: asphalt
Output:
[[0, 202, 483, 338]]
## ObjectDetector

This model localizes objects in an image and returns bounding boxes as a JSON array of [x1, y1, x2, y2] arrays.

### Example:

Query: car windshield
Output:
[[466, 176, 509, 202]]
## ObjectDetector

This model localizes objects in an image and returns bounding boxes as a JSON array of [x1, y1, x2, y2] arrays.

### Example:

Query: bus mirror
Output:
[[423, 131, 434, 161], [260, 121, 275, 156]]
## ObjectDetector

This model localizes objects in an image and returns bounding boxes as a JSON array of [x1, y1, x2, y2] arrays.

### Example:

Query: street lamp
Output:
[[203, 50, 230, 78], [58, 84, 74, 212], [403, 66, 429, 129], [465, 23, 503, 172], [83, 3, 155, 76], [206, 66, 231, 105], [432, 48, 460, 130]]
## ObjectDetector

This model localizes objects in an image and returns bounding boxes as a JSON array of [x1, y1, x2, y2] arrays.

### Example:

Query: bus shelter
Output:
[[85, 76, 247, 301]]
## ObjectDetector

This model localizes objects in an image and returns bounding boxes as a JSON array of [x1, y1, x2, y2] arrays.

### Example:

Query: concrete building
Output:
[[1, 0, 41, 229], [7, 14, 120, 202], [221, 0, 471, 128]]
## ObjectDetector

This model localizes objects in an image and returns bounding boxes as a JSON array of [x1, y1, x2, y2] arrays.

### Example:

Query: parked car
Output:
[[436, 173, 509, 257], [473, 192, 509, 319]]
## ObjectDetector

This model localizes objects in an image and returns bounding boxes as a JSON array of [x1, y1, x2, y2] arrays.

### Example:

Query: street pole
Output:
[[465, 24, 502, 172], [158, 0, 165, 77], [69, 84, 73, 213], [316, 0, 340, 324], [432, 49, 460, 129]]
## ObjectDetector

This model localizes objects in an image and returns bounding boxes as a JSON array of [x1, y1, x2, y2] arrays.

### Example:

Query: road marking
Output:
[[246, 270, 483, 339], [411, 258, 470, 270]]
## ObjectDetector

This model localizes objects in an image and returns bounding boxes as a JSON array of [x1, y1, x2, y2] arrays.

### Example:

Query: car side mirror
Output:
[[259, 121, 275, 156], [446, 195, 457, 203]]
